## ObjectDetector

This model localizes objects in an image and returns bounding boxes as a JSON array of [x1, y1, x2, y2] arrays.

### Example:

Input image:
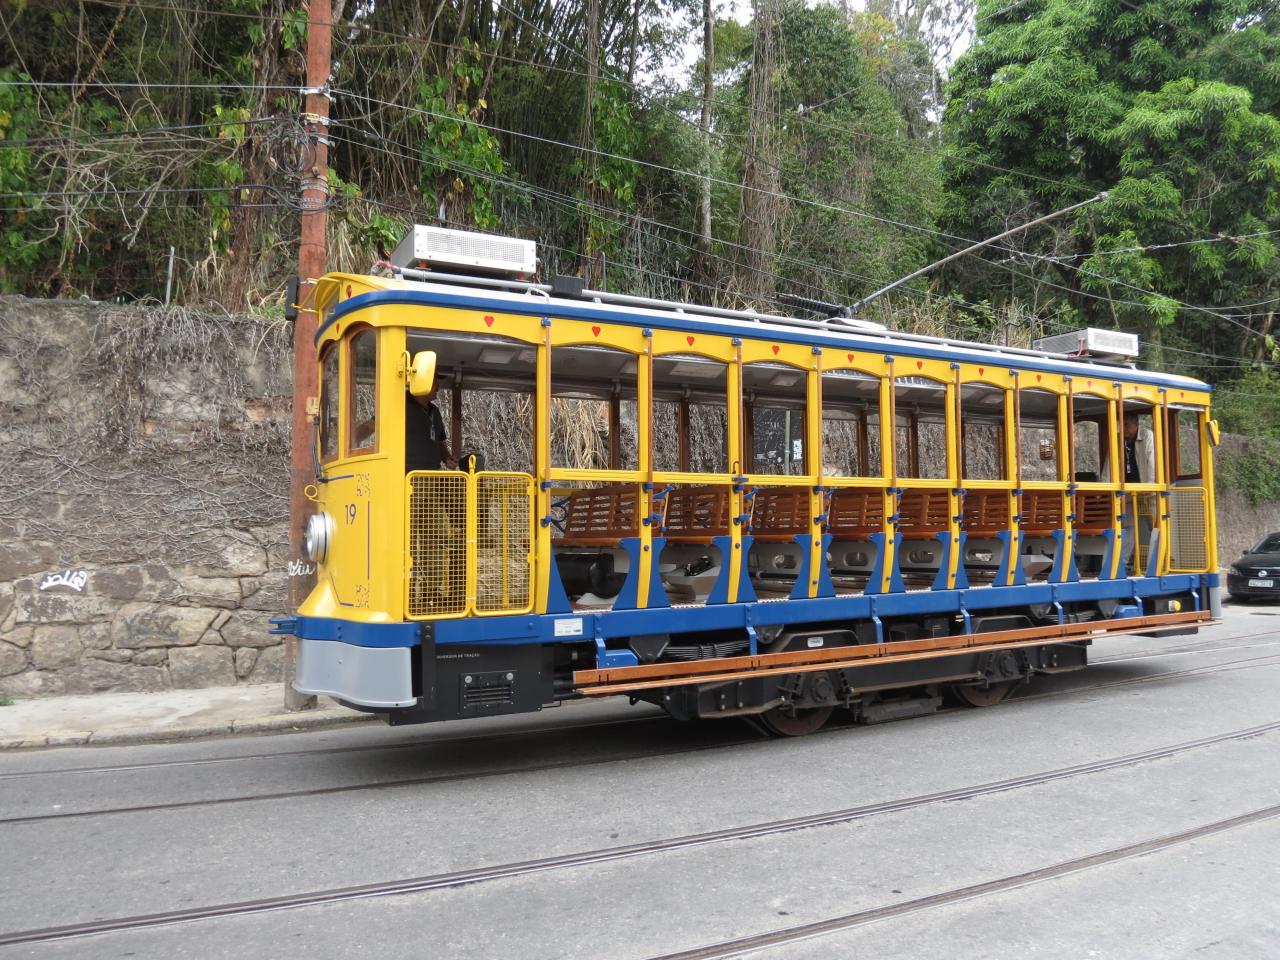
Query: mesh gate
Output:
[[475, 473, 534, 614], [406, 471, 534, 618], [407, 472, 468, 617], [1167, 487, 1209, 572]]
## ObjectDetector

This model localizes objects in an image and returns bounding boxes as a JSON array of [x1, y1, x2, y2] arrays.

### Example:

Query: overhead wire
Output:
[[478, 0, 1280, 327], [333, 86, 1279, 328], [63, 0, 1268, 280], [0, 116, 286, 150], [328, 119, 993, 315], [21, 0, 1280, 351]]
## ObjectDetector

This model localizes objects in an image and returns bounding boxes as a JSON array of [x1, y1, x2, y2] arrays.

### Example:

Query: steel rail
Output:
[[644, 801, 1280, 960], [3, 648, 1278, 826], [2, 718, 1277, 947]]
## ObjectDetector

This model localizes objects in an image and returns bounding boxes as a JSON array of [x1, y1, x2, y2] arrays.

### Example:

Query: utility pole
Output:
[[284, 0, 334, 711]]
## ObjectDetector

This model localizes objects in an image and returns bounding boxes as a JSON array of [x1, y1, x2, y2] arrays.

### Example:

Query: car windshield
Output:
[[1252, 533, 1280, 554]]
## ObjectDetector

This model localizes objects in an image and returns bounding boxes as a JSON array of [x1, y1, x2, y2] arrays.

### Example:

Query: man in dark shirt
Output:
[[406, 386, 457, 471], [407, 385, 459, 611]]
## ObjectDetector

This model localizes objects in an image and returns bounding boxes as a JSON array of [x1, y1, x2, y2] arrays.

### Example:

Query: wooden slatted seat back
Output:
[[663, 486, 731, 544], [827, 488, 885, 540], [1020, 490, 1065, 535], [750, 487, 810, 543], [556, 487, 641, 547], [898, 489, 951, 540], [961, 490, 1010, 537], [1074, 491, 1114, 534]]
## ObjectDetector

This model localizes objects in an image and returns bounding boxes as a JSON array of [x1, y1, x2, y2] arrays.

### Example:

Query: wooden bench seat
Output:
[[961, 490, 1010, 537], [1074, 491, 1114, 534], [663, 486, 731, 545], [555, 487, 641, 547], [898, 489, 950, 540], [1020, 490, 1065, 535], [749, 487, 811, 543], [827, 489, 885, 540]]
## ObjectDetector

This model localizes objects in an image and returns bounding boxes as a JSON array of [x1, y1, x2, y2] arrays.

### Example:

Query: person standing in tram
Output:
[[1102, 412, 1156, 572]]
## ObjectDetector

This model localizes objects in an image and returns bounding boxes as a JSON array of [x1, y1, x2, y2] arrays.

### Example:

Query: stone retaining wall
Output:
[[1, 296, 292, 697]]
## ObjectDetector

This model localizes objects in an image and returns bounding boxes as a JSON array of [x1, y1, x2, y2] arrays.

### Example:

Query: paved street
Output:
[[2, 602, 1278, 959]]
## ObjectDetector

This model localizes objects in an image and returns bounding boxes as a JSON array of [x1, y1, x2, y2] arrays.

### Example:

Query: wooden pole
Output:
[[285, 0, 333, 711]]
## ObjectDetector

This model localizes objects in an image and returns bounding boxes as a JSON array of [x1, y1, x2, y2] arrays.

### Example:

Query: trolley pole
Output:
[[284, 0, 335, 711]]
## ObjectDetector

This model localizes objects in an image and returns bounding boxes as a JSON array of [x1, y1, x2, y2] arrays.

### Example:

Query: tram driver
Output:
[[406, 384, 458, 472]]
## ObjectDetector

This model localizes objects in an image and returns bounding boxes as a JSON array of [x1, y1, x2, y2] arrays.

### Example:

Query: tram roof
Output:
[[316, 273, 1211, 395]]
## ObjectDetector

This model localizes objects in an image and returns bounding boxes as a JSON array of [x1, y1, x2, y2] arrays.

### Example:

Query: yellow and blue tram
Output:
[[273, 227, 1220, 734]]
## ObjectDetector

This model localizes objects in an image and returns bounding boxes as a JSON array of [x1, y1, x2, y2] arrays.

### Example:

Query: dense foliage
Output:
[[0, 0, 1277, 424]]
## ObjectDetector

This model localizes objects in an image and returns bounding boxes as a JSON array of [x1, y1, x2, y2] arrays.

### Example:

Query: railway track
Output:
[[643, 802, 1280, 960], [2, 717, 1277, 948], [3, 626, 1276, 786], [3, 647, 1279, 827]]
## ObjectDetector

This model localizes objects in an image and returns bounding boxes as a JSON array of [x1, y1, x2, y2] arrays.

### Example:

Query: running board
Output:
[[572, 611, 1215, 697]]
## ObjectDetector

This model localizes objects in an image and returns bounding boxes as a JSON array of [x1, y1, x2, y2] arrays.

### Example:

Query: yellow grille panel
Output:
[[407, 472, 468, 617], [1168, 487, 1208, 572], [475, 473, 534, 614]]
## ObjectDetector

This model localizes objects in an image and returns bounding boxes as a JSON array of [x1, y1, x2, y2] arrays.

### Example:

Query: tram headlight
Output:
[[304, 512, 334, 564]]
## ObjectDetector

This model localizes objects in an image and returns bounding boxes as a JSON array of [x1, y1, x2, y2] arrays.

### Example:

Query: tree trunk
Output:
[[580, 0, 602, 285], [217, 0, 287, 308], [694, 0, 715, 289], [740, 0, 782, 304]]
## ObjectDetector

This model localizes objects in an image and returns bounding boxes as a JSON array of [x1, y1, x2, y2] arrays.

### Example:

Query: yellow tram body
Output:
[[278, 237, 1219, 728]]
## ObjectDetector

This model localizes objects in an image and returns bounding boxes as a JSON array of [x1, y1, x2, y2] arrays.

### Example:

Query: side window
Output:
[[821, 370, 883, 478], [745, 363, 807, 476], [1018, 389, 1059, 481], [1174, 409, 1202, 480], [961, 383, 1006, 481], [348, 329, 377, 454], [1070, 395, 1108, 482], [652, 356, 729, 474], [320, 344, 339, 462]]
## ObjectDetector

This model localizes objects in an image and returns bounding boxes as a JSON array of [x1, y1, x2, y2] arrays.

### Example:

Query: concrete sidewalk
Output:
[[0, 684, 373, 749]]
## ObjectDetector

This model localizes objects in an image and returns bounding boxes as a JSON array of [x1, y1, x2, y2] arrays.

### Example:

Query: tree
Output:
[[942, 0, 1280, 370]]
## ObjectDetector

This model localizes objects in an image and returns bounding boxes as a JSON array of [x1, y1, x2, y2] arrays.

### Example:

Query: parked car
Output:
[[1227, 533, 1280, 602]]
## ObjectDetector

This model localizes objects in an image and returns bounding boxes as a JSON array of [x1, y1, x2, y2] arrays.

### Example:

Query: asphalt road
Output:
[[2, 602, 1279, 959]]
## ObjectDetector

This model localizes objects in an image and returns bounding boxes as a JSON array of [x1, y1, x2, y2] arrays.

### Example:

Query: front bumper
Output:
[[293, 638, 415, 708], [1226, 573, 1280, 600]]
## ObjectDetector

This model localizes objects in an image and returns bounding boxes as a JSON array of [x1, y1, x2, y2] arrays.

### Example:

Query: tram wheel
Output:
[[755, 703, 834, 737], [948, 680, 1018, 708]]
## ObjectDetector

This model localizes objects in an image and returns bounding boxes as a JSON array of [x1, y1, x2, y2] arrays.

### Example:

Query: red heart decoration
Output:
[[978, 367, 985, 376], [1036, 374, 1042, 382], [847, 353, 854, 363], [916, 360, 923, 370], [771, 345, 780, 355], [1179, 391, 1185, 398], [591, 325, 601, 337], [483, 315, 495, 327], [686, 335, 695, 346], [1087, 380, 1092, 387]]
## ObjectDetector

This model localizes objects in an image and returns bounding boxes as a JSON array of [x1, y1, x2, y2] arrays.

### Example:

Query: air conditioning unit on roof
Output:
[[391, 225, 537, 278], [1033, 327, 1139, 361]]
